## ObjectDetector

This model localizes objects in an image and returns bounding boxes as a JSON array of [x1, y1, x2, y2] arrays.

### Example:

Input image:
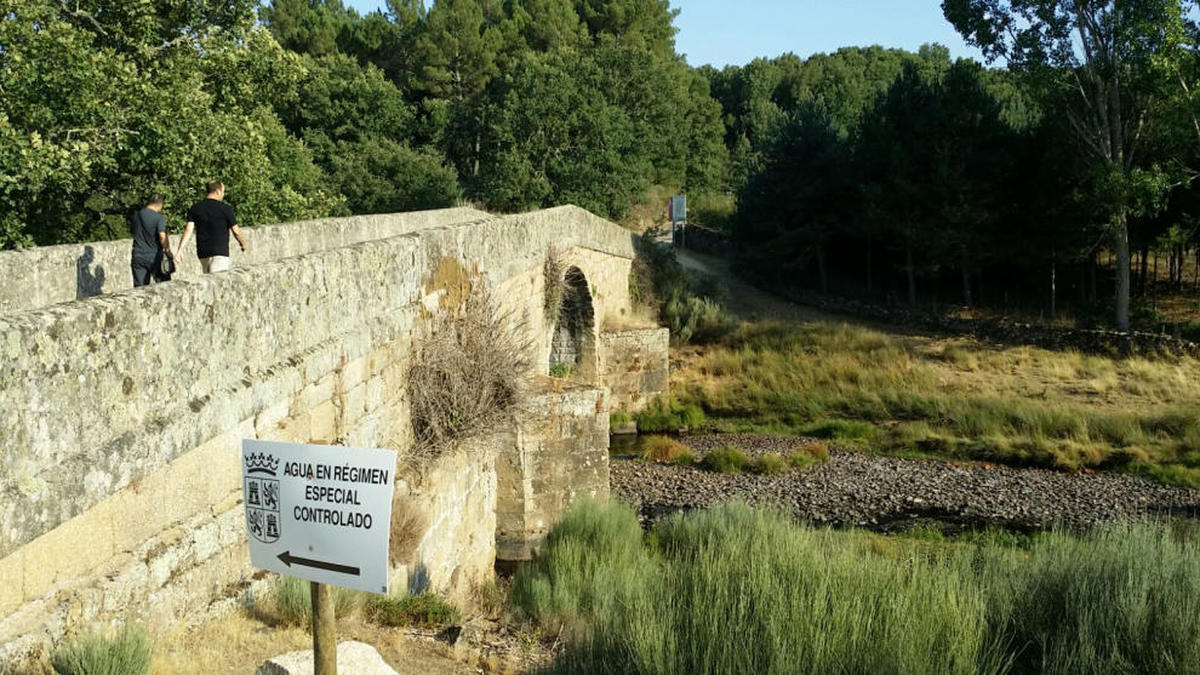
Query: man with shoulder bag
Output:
[[130, 194, 175, 286]]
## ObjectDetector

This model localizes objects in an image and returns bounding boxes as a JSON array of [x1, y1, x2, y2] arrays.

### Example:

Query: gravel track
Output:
[[611, 433, 1200, 531]]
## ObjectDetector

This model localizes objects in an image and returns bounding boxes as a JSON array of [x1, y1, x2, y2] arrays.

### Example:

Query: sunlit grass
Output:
[[672, 320, 1200, 485]]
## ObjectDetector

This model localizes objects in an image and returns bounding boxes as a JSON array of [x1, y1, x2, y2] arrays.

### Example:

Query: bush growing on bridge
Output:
[[409, 286, 531, 454], [544, 247, 567, 321]]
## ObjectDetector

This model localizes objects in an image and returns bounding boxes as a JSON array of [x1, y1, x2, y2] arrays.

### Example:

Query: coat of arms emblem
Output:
[[244, 452, 281, 544]]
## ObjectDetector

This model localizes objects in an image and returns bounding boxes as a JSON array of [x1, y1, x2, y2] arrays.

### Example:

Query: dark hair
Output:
[[205, 180, 224, 194], [147, 193, 165, 206]]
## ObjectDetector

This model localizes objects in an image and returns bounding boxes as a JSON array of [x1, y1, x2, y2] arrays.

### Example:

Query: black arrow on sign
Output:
[[277, 550, 361, 576]]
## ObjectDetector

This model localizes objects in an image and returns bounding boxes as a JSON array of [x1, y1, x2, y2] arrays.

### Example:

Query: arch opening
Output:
[[549, 266, 595, 376]]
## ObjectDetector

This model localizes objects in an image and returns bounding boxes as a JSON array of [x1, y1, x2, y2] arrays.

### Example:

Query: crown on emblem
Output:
[[244, 452, 280, 474]]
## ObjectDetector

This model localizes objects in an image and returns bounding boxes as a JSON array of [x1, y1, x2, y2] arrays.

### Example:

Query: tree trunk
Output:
[[866, 237, 873, 296], [1088, 251, 1098, 305], [1078, 260, 1087, 306], [1115, 212, 1131, 331], [1050, 251, 1057, 320], [1152, 252, 1159, 302], [1139, 244, 1149, 294], [816, 244, 829, 295], [905, 240, 916, 305], [1194, 248, 1199, 293], [960, 244, 972, 307]]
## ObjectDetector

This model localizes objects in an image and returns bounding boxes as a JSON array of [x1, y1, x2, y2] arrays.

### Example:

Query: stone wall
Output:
[[0, 205, 654, 662], [599, 327, 671, 414], [496, 383, 611, 562], [392, 435, 502, 609], [0, 207, 489, 315]]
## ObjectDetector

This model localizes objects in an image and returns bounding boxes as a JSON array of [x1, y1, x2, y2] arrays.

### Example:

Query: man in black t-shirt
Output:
[[129, 194, 174, 286], [177, 180, 247, 273]]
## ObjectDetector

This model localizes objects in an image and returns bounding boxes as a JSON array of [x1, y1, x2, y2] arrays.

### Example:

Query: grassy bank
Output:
[[666, 320, 1200, 486], [511, 500, 1200, 674]]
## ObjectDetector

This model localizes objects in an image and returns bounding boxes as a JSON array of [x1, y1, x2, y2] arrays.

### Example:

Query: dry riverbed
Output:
[[611, 433, 1200, 531]]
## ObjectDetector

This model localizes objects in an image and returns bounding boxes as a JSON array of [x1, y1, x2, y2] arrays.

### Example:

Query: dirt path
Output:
[[676, 249, 845, 324]]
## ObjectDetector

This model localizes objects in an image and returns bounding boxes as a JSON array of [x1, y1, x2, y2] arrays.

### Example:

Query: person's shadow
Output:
[[75, 245, 106, 299]]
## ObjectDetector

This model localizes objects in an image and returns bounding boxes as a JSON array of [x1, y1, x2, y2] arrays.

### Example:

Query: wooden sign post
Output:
[[312, 582, 337, 675]]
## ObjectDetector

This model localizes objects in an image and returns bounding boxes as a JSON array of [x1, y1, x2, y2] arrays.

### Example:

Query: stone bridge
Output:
[[0, 206, 669, 662]]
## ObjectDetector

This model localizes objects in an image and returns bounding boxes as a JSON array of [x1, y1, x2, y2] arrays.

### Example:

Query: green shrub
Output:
[[688, 192, 735, 231], [800, 419, 879, 441], [750, 452, 788, 475], [609, 411, 631, 428], [366, 593, 461, 629], [664, 293, 737, 344], [635, 397, 705, 432], [640, 435, 690, 463], [803, 441, 829, 463], [634, 235, 736, 344], [984, 522, 1200, 674], [549, 362, 574, 378], [673, 450, 696, 466], [51, 627, 151, 675], [509, 499, 655, 632], [699, 445, 750, 473], [513, 501, 1200, 675], [271, 575, 361, 625]]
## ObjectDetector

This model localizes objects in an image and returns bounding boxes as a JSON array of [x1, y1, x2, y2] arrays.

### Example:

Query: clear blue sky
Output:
[[342, 0, 987, 67]]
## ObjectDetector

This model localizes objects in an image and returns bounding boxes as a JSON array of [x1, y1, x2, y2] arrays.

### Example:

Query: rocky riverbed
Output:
[[610, 433, 1200, 531]]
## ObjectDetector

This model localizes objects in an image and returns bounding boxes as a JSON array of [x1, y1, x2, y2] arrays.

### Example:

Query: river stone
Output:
[[255, 641, 398, 675]]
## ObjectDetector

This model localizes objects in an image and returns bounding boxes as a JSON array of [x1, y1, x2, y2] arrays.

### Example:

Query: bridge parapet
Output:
[[0, 207, 491, 315]]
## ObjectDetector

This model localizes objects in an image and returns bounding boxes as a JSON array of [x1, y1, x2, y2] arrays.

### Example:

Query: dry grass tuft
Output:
[[640, 435, 690, 462], [409, 286, 531, 456], [390, 494, 428, 564]]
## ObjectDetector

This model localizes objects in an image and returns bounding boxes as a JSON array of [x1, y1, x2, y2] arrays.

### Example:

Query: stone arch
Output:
[[549, 266, 595, 377]]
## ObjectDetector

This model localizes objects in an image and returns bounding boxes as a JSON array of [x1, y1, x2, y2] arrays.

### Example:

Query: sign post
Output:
[[312, 582, 337, 675], [242, 439, 397, 675]]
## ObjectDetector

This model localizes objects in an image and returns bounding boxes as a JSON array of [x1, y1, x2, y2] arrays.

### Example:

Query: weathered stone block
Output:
[[308, 401, 339, 444], [0, 550, 23, 618], [22, 499, 115, 602]]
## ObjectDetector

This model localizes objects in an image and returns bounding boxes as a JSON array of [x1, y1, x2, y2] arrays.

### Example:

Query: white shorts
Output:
[[200, 256, 231, 273]]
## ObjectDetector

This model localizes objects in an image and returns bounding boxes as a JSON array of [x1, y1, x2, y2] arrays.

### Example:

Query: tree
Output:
[[737, 105, 853, 294], [943, 0, 1193, 329], [262, 0, 357, 56], [0, 0, 337, 247], [857, 63, 942, 305], [458, 51, 648, 217]]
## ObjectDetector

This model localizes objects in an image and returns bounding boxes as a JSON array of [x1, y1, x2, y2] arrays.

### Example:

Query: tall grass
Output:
[[50, 626, 151, 675], [512, 501, 1200, 675], [270, 575, 362, 626], [675, 321, 1200, 485]]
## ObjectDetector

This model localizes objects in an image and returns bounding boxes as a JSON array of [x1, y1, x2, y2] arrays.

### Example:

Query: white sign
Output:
[[241, 439, 397, 594], [670, 194, 687, 224]]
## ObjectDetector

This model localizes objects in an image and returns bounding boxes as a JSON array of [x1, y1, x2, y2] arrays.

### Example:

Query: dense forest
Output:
[[3, 0, 1200, 329]]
